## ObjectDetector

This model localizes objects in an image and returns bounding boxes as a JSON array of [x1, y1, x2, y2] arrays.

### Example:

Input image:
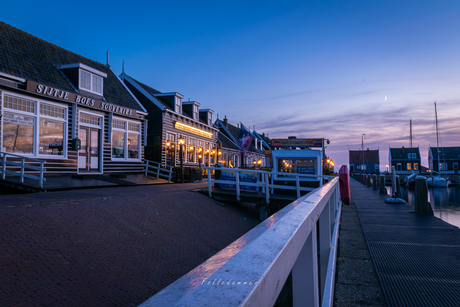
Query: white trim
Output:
[[0, 72, 26, 83], [119, 73, 166, 110], [58, 63, 107, 78], [110, 67, 147, 113], [79, 70, 103, 95]]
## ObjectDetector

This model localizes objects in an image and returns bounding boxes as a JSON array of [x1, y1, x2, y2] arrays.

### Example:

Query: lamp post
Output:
[[178, 135, 185, 183]]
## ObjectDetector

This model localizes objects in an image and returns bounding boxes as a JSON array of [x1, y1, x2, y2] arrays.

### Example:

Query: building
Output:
[[0, 22, 148, 178], [120, 73, 219, 167], [428, 146, 460, 175], [214, 117, 265, 168], [389, 147, 421, 175], [349, 149, 380, 174]]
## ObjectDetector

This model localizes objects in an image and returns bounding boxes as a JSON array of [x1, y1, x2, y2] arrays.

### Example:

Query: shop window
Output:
[[80, 113, 101, 126], [80, 70, 103, 95], [2, 94, 66, 157], [278, 158, 316, 174], [111, 117, 141, 160], [3, 113, 35, 154]]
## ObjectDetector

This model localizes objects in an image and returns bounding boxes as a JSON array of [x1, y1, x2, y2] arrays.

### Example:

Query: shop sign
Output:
[[271, 138, 323, 148], [26, 81, 140, 119]]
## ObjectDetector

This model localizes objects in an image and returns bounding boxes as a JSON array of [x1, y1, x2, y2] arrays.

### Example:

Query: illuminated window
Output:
[[112, 118, 141, 160], [414, 163, 418, 170], [407, 163, 412, 170]]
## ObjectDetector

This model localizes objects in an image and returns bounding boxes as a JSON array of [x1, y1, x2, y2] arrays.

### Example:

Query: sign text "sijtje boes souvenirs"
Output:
[[26, 81, 136, 118]]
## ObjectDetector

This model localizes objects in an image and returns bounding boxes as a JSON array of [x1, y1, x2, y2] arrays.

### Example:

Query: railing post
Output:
[[318, 199, 331, 302], [293, 226, 319, 307], [296, 175, 300, 199], [207, 168, 212, 198], [265, 173, 270, 204], [144, 160, 148, 177], [156, 162, 160, 179], [20, 157, 25, 183], [2, 154, 6, 180], [236, 170, 240, 201], [39, 161, 44, 188], [271, 170, 274, 194]]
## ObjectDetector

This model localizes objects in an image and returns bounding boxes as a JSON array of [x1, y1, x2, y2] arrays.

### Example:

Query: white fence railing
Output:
[[203, 166, 335, 202], [144, 160, 173, 182], [139, 177, 342, 307], [0, 152, 46, 188]]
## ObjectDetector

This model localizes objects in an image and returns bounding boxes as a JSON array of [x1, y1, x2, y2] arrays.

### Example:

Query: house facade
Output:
[[0, 22, 148, 178], [214, 117, 265, 168], [349, 149, 380, 175], [120, 73, 219, 167], [428, 147, 460, 175], [389, 147, 421, 175]]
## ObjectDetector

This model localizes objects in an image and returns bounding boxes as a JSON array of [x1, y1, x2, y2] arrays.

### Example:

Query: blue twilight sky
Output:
[[3, 1, 460, 169]]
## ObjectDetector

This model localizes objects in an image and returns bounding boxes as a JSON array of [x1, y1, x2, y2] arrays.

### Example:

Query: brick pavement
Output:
[[0, 183, 260, 306]]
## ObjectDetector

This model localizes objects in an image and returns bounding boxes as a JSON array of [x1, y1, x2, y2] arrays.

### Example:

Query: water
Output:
[[388, 185, 460, 228]]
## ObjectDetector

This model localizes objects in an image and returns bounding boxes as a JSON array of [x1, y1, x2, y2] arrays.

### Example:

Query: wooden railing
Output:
[[139, 177, 342, 307], [0, 152, 46, 188], [144, 160, 173, 182], [202, 166, 334, 202]]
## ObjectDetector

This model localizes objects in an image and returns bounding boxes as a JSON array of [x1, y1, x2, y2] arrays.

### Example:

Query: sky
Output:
[[3, 1, 460, 169]]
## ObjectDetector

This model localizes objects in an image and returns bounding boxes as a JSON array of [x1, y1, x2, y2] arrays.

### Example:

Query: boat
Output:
[[428, 102, 450, 188], [405, 173, 426, 187]]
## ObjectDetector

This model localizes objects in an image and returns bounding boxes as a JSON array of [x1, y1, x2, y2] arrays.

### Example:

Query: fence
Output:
[[0, 152, 46, 188], [139, 176, 342, 307], [144, 160, 173, 182]]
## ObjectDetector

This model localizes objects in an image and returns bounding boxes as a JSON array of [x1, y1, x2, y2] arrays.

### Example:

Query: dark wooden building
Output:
[[120, 73, 219, 167], [0, 22, 148, 179], [389, 147, 421, 175], [428, 146, 460, 175], [349, 149, 380, 175]]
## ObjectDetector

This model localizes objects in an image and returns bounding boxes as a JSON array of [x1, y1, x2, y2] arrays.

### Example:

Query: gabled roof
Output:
[[218, 132, 240, 151], [214, 118, 261, 153], [253, 131, 271, 150], [0, 22, 143, 111], [389, 147, 421, 160], [429, 147, 460, 160], [349, 149, 379, 162], [119, 72, 168, 110]]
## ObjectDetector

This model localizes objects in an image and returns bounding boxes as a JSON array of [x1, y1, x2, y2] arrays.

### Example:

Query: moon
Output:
[[384, 96, 387, 100]]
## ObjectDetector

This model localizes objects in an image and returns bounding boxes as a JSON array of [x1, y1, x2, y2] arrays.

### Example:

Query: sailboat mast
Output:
[[410, 119, 413, 150]]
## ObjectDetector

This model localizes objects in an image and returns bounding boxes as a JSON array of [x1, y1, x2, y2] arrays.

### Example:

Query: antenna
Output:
[[122, 60, 125, 73], [106, 51, 109, 66]]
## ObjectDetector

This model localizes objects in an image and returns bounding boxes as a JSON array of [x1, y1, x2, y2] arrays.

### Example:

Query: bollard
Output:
[[367, 174, 372, 187], [414, 177, 433, 215], [379, 175, 386, 194], [372, 174, 378, 190], [395, 176, 402, 198]]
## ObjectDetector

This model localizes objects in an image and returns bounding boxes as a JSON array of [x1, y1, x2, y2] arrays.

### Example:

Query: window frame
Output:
[[1, 92, 67, 158], [79, 69, 104, 95], [111, 116, 141, 161]]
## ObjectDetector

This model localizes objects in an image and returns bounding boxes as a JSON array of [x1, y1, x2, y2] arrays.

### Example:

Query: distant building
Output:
[[349, 149, 380, 174], [428, 147, 460, 175], [389, 147, 421, 175]]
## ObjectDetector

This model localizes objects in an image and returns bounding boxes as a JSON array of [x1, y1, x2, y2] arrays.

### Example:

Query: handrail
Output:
[[202, 166, 336, 202], [0, 152, 46, 188], [139, 177, 342, 307], [144, 160, 173, 182]]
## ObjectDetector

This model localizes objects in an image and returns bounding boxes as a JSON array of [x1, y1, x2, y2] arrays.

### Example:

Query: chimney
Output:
[[223, 116, 228, 128]]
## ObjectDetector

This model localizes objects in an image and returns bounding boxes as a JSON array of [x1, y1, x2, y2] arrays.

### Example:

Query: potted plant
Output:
[[190, 167, 203, 182]]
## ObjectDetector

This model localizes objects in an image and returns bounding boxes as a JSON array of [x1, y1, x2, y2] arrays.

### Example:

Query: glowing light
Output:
[[166, 142, 170, 147], [174, 122, 213, 138]]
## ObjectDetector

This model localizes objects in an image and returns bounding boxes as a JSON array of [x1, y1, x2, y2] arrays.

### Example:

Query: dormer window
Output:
[[175, 96, 182, 113], [58, 63, 107, 96], [193, 105, 198, 120], [80, 70, 103, 95]]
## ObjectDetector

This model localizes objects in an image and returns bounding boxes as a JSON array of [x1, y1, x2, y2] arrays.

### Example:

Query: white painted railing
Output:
[[144, 160, 173, 182], [139, 177, 342, 307], [203, 166, 334, 202], [0, 152, 46, 188]]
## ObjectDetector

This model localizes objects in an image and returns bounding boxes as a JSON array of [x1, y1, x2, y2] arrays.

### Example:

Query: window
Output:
[[80, 70, 103, 95], [2, 94, 66, 157], [188, 138, 196, 163], [175, 97, 182, 113], [111, 117, 141, 160], [279, 158, 316, 174], [439, 163, 447, 171], [407, 163, 412, 170], [407, 153, 417, 159], [414, 163, 418, 170], [193, 105, 198, 120]]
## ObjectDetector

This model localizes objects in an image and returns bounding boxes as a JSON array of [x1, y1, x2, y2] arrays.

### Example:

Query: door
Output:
[[78, 126, 100, 172]]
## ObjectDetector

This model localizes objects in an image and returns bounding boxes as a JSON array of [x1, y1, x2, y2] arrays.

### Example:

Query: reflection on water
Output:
[[388, 185, 460, 228]]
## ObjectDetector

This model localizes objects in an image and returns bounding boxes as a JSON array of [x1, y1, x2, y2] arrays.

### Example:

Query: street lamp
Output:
[[178, 135, 185, 183]]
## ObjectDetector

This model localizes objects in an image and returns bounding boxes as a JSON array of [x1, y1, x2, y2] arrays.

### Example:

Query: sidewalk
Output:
[[0, 183, 260, 307]]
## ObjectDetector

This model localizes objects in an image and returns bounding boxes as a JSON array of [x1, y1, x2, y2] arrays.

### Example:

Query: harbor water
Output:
[[388, 185, 460, 228]]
